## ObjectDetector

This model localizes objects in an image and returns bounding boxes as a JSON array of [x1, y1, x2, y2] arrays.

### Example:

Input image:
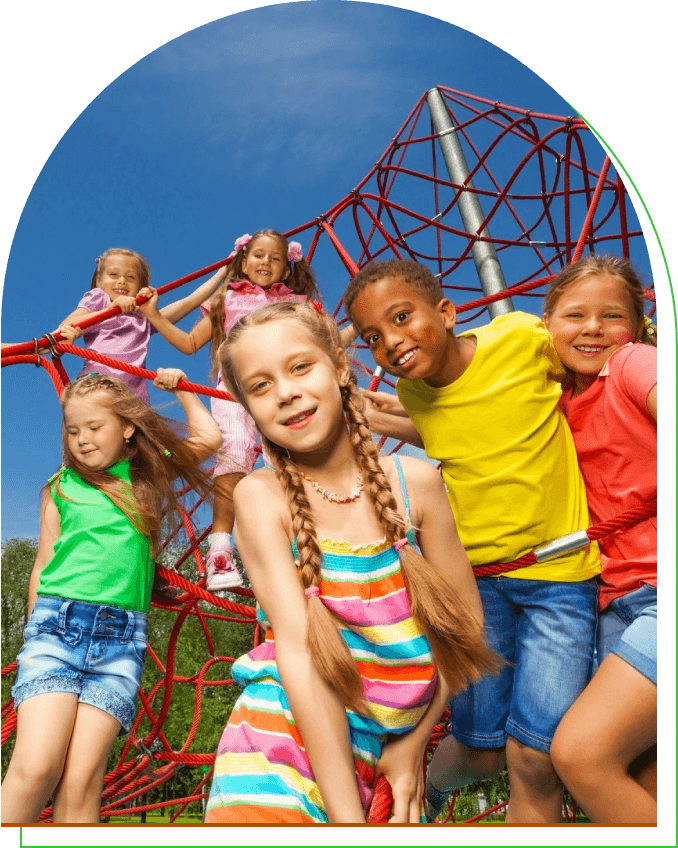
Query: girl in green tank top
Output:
[[2, 371, 221, 824]]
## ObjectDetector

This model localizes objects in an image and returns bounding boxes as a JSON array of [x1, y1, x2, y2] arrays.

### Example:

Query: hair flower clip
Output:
[[643, 315, 656, 336], [234, 234, 252, 253], [287, 242, 304, 263], [309, 300, 324, 314]]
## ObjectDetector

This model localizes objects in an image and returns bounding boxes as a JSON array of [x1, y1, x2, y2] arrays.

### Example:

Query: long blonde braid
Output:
[[342, 375, 502, 693], [219, 301, 499, 703], [261, 434, 366, 713]]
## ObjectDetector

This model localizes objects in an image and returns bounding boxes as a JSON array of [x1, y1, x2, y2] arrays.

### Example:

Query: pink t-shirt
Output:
[[560, 343, 657, 610], [201, 280, 307, 388], [77, 288, 157, 404]]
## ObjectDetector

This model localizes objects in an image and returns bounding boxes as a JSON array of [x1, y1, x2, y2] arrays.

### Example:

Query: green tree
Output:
[[1, 538, 38, 778]]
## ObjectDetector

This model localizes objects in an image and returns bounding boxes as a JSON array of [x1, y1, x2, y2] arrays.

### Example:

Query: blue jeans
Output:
[[449, 576, 598, 753], [12, 595, 147, 734], [597, 584, 657, 685]]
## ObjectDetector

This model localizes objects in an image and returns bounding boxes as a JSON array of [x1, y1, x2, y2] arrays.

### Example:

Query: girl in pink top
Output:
[[140, 229, 355, 593], [543, 256, 657, 823], [57, 248, 229, 404]]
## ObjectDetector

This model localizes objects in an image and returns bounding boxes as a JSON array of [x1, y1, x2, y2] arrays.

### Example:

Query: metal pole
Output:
[[426, 87, 514, 316]]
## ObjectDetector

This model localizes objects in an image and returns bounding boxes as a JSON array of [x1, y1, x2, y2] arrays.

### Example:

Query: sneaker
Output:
[[205, 545, 242, 591], [152, 569, 183, 601]]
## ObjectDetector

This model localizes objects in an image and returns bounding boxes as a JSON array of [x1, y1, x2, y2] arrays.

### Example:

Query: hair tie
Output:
[[234, 233, 252, 252], [643, 315, 655, 336], [94, 257, 100, 265], [288, 242, 303, 263], [309, 299, 324, 314], [304, 586, 320, 599], [394, 538, 409, 551], [164, 449, 172, 457]]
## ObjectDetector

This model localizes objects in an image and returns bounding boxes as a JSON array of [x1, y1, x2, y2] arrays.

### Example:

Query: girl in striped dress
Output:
[[205, 302, 499, 823]]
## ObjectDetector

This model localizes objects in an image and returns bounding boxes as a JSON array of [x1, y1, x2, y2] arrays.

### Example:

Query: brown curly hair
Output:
[[220, 301, 500, 713]]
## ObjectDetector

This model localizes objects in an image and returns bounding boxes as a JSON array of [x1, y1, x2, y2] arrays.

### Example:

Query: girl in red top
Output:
[[543, 255, 657, 823]]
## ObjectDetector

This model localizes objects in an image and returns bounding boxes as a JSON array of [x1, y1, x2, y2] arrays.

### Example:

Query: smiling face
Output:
[[241, 235, 290, 289], [97, 255, 143, 301], [543, 273, 638, 395], [229, 319, 347, 457], [64, 392, 135, 471], [350, 276, 459, 387]]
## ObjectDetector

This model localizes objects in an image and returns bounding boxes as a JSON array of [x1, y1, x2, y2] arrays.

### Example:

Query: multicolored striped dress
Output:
[[205, 463, 438, 823]]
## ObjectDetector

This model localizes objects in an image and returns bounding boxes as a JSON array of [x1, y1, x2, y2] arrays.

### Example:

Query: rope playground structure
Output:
[[1, 86, 657, 823]]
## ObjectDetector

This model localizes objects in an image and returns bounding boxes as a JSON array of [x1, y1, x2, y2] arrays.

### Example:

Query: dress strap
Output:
[[391, 455, 413, 526]]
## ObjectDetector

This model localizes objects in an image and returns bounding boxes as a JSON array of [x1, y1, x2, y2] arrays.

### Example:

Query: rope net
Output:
[[1, 86, 655, 823]]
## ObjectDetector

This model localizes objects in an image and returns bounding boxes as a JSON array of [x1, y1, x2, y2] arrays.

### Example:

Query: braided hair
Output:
[[220, 302, 500, 710]]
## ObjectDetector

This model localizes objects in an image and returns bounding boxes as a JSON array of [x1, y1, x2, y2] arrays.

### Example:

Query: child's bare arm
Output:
[[27, 491, 61, 619], [408, 457, 482, 623], [233, 475, 366, 823], [57, 293, 140, 336], [140, 298, 213, 355], [158, 265, 229, 324], [153, 368, 222, 461], [361, 390, 424, 448]]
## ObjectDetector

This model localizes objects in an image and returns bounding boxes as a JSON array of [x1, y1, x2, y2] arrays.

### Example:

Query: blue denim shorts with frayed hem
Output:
[[449, 576, 598, 754], [597, 584, 657, 685], [11, 595, 147, 735]]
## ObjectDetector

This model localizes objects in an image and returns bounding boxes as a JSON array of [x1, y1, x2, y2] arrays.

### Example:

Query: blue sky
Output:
[[1, 1, 674, 549]]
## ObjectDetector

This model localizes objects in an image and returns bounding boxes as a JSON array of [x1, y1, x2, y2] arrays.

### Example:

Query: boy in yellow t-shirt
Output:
[[343, 260, 599, 823]]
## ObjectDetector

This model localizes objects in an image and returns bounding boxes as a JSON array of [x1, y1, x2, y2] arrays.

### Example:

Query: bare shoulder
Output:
[[380, 454, 445, 527], [234, 468, 291, 531], [393, 454, 443, 490]]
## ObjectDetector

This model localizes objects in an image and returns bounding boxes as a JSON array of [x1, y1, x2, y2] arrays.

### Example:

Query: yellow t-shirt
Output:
[[397, 312, 600, 581]]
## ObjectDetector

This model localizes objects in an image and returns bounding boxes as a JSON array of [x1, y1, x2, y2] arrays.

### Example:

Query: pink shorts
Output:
[[211, 389, 260, 476]]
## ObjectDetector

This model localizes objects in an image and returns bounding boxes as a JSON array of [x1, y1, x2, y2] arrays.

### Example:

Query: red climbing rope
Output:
[[472, 499, 657, 578], [1, 85, 655, 823]]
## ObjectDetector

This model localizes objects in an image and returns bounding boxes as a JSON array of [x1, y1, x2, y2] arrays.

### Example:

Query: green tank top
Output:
[[37, 460, 154, 613]]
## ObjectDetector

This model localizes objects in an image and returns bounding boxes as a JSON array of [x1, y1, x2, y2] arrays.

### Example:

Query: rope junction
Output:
[[1, 86, 655, 823]]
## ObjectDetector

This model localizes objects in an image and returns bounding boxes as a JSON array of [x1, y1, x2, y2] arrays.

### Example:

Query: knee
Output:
[[59, 760, 106, 800], [6, 751, 64, 798], [551, 726, 592, 792], [463, 745, 505, 780], [509, 741, 561, 792]]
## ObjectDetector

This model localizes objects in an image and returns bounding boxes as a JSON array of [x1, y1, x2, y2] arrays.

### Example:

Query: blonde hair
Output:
[[56, 375, 212, 553], [220, 302, 500, 712], [90, 248, 150, 290], [207, 230, 318, 381]]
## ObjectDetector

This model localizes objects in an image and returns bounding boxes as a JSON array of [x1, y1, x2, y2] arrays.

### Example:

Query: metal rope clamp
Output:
[[533, 530, 590, 563], [32, 338, 42, 367], [136, 738, 155, 764], [44, 332, 64, 358]]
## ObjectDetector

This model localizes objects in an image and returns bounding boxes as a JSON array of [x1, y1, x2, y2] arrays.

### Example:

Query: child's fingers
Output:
[[56, 325, 82, 342], [113, 295, 137, 313], [154, 367, 187, 390]]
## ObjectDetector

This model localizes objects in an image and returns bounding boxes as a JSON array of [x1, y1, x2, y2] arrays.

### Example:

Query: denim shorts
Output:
[[11, 595, 147, 735], [597, 584, 657, 685], [449, 576, 597, 753]]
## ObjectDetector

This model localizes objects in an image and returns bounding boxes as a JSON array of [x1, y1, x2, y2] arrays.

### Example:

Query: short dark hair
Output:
[[343, 259, 444, 320]]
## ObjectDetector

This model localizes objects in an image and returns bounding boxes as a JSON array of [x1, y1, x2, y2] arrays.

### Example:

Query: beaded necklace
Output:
[[301, 471, 364, 504]]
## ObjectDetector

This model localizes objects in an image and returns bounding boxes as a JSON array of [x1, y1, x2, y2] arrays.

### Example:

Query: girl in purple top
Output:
[[56, 248, 228, 404], [140, 229, 356, 593]]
